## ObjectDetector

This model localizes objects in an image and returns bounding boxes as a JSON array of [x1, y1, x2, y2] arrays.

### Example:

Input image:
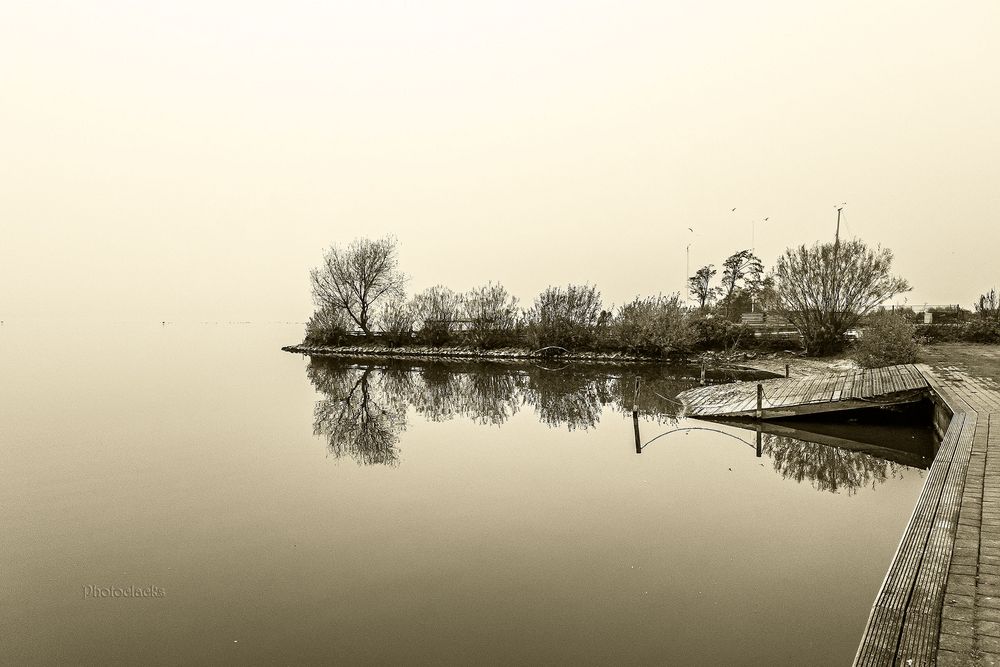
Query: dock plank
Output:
[[677, 364, 930, 420]]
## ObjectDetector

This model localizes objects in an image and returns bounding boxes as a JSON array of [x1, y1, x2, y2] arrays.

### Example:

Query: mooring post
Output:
[[785, 363, 790, 378], [700, 360, 707, 386], [756, 383, 763, 419], [633, 411, 642, 454], [633, 377, 642, 453], [756, 423, 762, 458]]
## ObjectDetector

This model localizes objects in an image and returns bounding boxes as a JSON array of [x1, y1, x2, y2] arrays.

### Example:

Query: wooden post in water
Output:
[[756, 383, 763, 419], [633, 412, 642, 454], [756, 423, 762, 458], [633, 377, 642, 454], [785, 363, 790, 378]]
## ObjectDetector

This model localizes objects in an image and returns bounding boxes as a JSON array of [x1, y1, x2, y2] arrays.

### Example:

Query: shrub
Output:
[[411, 285, 464, 346], [915, 321, 1000, 345], [968, 320, 1000, 343], [753, 331, 803, 353], [304, 305, 351, 346], [464, 282, 521, 349], [611, 294, 694, 357], [769, 239, 910, 355], [852, 312, 918, 368], [523, 284, 603, 350], [689, 315, 755, 351], [379, 300, 415, 347], [914, 324, 963, 344]]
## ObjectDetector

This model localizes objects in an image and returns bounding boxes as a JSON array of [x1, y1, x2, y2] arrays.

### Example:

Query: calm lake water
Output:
[[2, 323, 934, 665]]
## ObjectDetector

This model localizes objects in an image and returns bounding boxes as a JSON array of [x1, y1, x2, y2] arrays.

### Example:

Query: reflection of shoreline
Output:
[[307, 358, 694, 465], [305, 358, 933, 496]]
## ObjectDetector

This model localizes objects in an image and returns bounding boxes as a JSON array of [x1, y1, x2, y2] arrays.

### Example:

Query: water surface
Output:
[[1, 324, 931, 665]]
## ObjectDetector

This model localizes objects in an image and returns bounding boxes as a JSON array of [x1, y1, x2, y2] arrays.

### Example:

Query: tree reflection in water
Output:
[[308, 363, 408, 466], [461, 371, 525, 426], [521, 367, 613, 431], [762, 434, 911, 495], [304, 357, 929, 495], [305, 357, 689, 464]]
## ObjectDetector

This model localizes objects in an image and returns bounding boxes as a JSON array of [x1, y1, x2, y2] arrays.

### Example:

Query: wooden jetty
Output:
[[680, 361, 1000, 665], [677, 364, 930, 419], [855, 365, 1000, 666]]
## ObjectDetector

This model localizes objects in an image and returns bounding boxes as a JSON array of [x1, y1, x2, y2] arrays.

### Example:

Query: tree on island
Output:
[[719, 250, 764, 320], [310, 236, 407, 335], [768, 239, 910, 355], [688, 265, 719, 312]]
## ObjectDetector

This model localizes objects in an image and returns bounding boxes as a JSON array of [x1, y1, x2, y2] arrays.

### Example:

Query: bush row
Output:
[[914, 321, 1000, 344], [305, 283, 806, 357]]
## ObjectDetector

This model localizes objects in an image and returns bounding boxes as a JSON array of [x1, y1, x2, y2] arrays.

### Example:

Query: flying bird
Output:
[[763, 217, 769, 221], [688, 227, 694, 232], [731, 208, 736, 211]]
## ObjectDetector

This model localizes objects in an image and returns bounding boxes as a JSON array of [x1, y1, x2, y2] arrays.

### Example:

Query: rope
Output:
[[641, 426, 756, 451], [530, 360, 571, 372]]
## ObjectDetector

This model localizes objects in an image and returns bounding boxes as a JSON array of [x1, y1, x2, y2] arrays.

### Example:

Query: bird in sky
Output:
[[731, 207, 736, 211], [763, 217, 769, 221], [688, 227, 694, 232]]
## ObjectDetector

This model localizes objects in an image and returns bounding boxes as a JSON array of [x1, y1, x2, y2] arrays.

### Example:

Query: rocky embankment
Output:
[[281, 343, 668, 363]]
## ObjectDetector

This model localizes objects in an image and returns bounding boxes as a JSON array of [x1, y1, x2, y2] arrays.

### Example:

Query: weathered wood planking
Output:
[[854, 364, 1000, 666], [676, 364, 930, 419], [854, 410, 969, 665]]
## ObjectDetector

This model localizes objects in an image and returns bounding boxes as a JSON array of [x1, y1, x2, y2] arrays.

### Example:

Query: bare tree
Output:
[[310, 236, 406, 335], [768, 239, 910, 355], [687, 265, 718, 311]]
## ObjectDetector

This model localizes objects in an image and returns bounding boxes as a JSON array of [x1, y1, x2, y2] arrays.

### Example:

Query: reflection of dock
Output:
[[714, 419, 931, 470], [677, 364, 929, 419]]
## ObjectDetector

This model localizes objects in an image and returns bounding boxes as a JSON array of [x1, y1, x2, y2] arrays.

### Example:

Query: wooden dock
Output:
[[681, 360, 1000, 665], [855, 365, 1000, 666], [677, 364, 930, 419]]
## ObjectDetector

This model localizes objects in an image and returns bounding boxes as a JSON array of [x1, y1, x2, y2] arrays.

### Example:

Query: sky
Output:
[[2, 0, 998, 322]]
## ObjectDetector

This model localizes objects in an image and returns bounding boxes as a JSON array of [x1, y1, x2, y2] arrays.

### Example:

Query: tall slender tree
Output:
[[687, 265, 718, 311], [718, 250, 764, 319]]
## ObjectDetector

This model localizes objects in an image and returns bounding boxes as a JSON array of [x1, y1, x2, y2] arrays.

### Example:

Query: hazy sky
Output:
[[3, 0, 998, 321]]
